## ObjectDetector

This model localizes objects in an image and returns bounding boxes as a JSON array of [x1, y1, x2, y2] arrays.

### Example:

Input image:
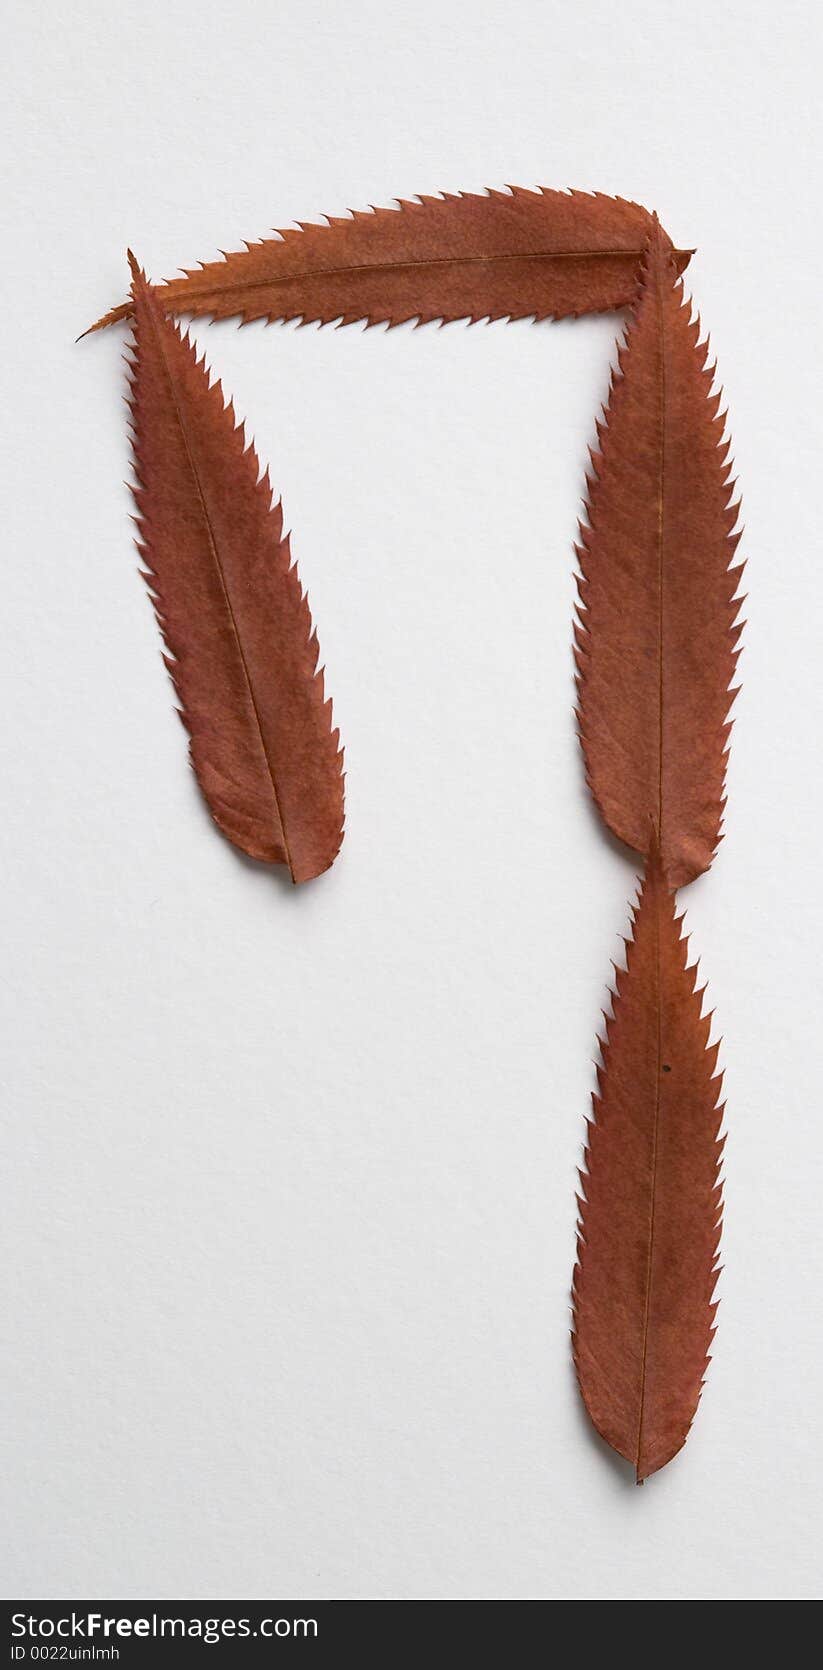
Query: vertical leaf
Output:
[[127, 256, 344, 882], [572, 843, 723, 1481], [575, 220, 743, 887]]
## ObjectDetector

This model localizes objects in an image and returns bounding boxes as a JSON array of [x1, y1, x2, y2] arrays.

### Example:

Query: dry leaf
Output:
[[126, 254, 344, 882], [85, 190, 691, 335], [575, 219, 743, 888], [572, 841, 723, 1482]]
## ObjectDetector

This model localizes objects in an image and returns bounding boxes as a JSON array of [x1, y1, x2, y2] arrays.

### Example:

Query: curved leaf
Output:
[[85, 189, 690, 335], [126, 255, 344, 882]]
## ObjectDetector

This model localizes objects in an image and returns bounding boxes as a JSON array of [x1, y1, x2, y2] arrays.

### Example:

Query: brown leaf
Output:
[[84, 190, 691, 335], [575, 219, 743, 888], [572, 841, 723, 1482], [126, 255, 344, 882]]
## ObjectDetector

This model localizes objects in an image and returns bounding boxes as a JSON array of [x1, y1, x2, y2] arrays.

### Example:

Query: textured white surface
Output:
[[2, 0, 821, 1601]]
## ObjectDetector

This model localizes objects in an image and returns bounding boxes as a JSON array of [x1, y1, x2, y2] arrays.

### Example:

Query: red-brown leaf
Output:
[[575, 220, 743, 888], [572, 843, 723, 1482], [126, 255, 344, 882], [84, 190, 691, 335]]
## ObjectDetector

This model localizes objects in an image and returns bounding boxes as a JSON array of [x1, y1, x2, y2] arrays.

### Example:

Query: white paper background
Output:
[[2, 0, 821, 1602]]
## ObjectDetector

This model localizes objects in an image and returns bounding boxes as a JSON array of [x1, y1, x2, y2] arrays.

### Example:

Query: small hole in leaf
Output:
[[662, 1064, 671, 1073]]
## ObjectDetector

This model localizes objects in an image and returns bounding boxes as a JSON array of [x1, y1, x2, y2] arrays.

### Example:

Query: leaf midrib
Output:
[[167, 244, 668, 305], [635, 263, 668, 1480]]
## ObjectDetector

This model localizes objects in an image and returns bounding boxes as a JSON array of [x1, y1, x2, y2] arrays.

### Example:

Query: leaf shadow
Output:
[[226, 842, 299, 895]]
